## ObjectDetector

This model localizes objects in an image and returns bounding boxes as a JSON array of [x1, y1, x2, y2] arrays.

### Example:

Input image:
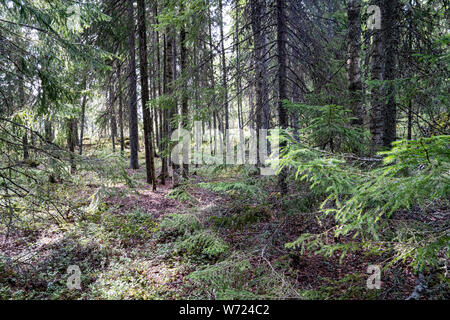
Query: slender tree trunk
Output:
[[383, 0, 399, 147], [170, 31, 180, 188], [407, 15, 413, 141], [161, 32, 174, 184], [79, 81, 87, 155], [138, 0, 157, 190], [235, 1, 244, 164], [153, 2, 163, 154], [66, 118, 76, 174], [369, 0, 385, 152], [347, 0, 364, 126], [180, 19, 189, 179], [109, 80, 117, 153], [117, 62, 125, 154], [127, 0, 139, 169], [218, 0, 229, 160], [276, 0, 288, 192], [19, 73, 29, 160], [208, 7, 218, 156], [370, 0, 399, 151], [150, 28, 160, 155], [251, 0, 270, 165], [73, 121, 79, 149], [44, 118, 52, 143], [248, 81, 255, 130]]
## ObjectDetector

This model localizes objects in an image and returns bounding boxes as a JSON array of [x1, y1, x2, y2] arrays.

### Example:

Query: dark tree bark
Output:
[[235, 1, 244, 164], [218, 0, 229, 157], [44, 118, 52, 143], [19, 73, 29, 160], [109, 80, 117, 153], [127, 0, 139, 169], [180, 18, 189, 179], [117, 61, 125, 154], [161, 30, 175, 185], [347, 0, 364, 126], [276, 0, 288, 192], [79, 80, 87, 155], [66, 118, 76, 174], [383, 0, 399, 147], [208, 7, 218, 156], [137, 0, 157, 190], [370, 0, 399, 152], [170, 32, 180, 188], [369, 0, 385, 152], [251, 0, 270, 164], [153, 2, 163, 154]]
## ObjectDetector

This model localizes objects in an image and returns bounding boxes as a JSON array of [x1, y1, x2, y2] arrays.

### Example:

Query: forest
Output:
[[0, 0, 448, 301]]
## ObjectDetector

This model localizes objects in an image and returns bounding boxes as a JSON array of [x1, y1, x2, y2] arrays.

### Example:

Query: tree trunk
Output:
[[383, 0, 399, 147], [138, 0, 157, 190], [117, 61, 125, 154], [44, 118, 53, 143], [153, 2, 163, 154], [251, 0, 270, 165], [208, 7, 218, 156], [169, 31, 180, 188], [161, 31, 174, 185], [79, 80, 87, 155], [19, 73, 29, 160], [66, 118, 76, 174], [235, 1, 245, 164], [218, 0, 229, 161], [180, 19, 189, 179], [109, 80, 117, 153], [370, 0, 399, 152], [347, 0, 364, 126], [127, 0, 139, 169], [369, 0, 385, 152], [276, 0, 288, 192]]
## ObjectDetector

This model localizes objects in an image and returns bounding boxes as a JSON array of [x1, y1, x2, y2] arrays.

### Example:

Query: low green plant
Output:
[[300, 274, 381, 300], [156, 213, 201, 241], [210, 204, 271, 230], [281, 135, 450, 273], [167, 186, 197, 203], [103, 209, 157, 243], [199, 180, 264, 200], [175, 230, 229, 261], [284, 102, 369, 153]]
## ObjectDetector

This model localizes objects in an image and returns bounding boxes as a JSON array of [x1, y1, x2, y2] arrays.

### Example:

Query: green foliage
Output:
[[103, 209, 158, 243], [188, 252, 295, 299], [187, 253, 263, 299], [167, 185, 197, 203], [199, 180, 264, 201], [175, 230, 229, 261], [88, 256, 180, 300], [210, 204, 271, 230], [300, 273, 381, 300], [0, 234, 108, 299], [284, 102, 369, 153], [156, 212, 228, 261], [157, 213, 202, 240], [282, 135, 450, 273], [78, 150, 132, 186]]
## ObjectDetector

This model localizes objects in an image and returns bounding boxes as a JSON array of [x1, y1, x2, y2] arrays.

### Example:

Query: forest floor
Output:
[[0, 142, 428, 300]]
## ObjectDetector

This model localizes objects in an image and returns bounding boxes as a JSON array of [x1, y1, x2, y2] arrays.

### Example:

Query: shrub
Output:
[[156, 213, 201, 241], [281, 135, 450, 273], [175, 230, 229, 261]]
